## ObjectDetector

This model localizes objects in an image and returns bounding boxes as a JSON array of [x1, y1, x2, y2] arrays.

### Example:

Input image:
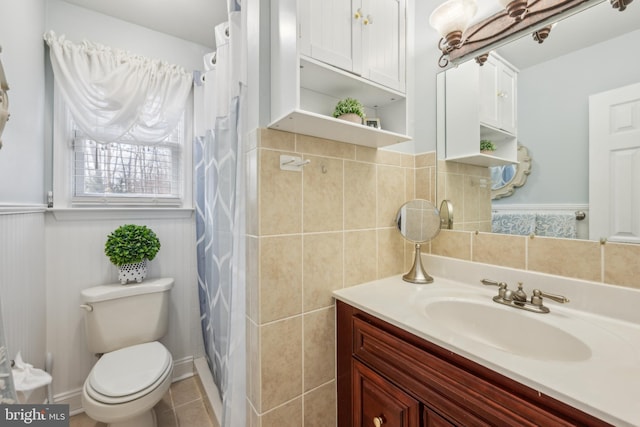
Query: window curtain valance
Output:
[[44, 31, 192, 143]]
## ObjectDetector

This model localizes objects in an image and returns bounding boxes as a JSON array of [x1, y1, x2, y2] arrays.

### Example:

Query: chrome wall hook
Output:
[[280, 155, 310, 171]]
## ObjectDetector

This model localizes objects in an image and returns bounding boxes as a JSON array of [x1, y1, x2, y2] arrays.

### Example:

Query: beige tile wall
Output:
[[245, 130, 640, 427], [431, 225, 640, 290], [437, 160, 492, 233], [245, 129, 437, 426]]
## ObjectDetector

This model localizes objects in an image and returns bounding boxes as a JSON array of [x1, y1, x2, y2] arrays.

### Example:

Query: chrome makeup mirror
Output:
[[395, 200, 441, 284]]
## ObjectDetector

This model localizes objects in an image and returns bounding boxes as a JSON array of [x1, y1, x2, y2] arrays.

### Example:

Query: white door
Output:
[[589, 82, 640, 243]]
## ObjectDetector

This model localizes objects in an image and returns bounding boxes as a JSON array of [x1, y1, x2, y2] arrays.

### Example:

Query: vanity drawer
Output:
[[351, 311, 609, 427], [354, 359, 420, 427]]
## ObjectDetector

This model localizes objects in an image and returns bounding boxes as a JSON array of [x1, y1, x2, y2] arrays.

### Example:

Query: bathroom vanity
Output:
[[334, 257, 640, 427], [337, 300, 608, 426]]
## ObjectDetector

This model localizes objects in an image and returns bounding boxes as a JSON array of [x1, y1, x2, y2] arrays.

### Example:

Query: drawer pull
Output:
[[373, 415, 385, 427]]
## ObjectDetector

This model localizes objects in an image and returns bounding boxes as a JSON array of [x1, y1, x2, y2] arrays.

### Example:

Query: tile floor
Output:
[[70, 376, 219, 427]]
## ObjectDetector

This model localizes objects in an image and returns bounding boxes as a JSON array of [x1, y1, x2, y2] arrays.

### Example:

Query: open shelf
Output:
[[268, 109, 411, 148], [446, 153, 518, 167], [299, 57, 404, 108]]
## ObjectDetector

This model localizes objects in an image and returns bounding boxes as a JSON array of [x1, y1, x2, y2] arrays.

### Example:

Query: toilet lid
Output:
[[88, 341, 172, 398]]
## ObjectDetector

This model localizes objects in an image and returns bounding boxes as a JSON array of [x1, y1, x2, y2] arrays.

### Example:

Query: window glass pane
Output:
[[73, 140, 180, 198]]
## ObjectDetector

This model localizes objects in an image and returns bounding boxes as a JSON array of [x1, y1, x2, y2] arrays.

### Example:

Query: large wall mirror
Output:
[[438, 0, 640, 242]]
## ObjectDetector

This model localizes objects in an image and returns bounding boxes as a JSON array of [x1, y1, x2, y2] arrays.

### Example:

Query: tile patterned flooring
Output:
[[70, 376, 219, 427]]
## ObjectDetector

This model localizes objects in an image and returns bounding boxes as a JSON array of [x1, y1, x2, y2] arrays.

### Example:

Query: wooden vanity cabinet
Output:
[[337, 300, 612, 427]]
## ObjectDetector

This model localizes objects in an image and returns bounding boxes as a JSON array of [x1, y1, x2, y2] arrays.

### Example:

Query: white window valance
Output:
[[44, 30, 192, 144]]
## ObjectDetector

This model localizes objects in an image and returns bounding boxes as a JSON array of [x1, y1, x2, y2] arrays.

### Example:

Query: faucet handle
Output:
[[481, 279, 506, 288], [531, 289, 570, 306], [481, 279, 508, 300]]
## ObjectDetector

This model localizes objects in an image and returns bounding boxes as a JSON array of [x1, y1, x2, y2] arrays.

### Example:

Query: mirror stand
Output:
[[404, 243, 433, 284], [395, 200, 442, 284]]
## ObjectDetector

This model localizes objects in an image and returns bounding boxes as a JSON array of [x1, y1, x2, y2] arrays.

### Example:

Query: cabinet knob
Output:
[[497, 91, 508, 98], [354, 8, 362, 19], [373, 416, 385, 427]]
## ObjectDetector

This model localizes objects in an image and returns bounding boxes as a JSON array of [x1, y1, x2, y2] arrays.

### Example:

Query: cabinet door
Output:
[[479, 57, 500, 129], [497, 63, 517, 135], [299, 0, 360, 73], [360, 0, 406, 92], [354, 360, 420, 427], [479, 55, 517, 135]]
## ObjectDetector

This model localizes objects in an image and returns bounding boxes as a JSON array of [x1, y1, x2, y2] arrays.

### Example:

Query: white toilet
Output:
[[80, 277, 174, 427]]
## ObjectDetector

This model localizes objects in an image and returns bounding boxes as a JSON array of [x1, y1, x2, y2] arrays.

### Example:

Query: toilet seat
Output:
[[86, 342, 172, 405]]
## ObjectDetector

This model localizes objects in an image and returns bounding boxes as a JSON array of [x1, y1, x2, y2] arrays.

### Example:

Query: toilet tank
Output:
[[81, 277, 174, 354]]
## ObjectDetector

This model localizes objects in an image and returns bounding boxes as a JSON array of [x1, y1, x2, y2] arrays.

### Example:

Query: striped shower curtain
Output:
[[194, 10, 245, 427]]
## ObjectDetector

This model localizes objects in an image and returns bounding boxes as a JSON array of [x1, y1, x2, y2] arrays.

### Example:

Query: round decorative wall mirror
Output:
[[490, 145, 532, 200], [395, 199, 441, 284]]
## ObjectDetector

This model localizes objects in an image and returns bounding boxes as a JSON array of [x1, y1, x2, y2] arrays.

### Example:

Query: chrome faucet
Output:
[[481, 279, 569, 313]]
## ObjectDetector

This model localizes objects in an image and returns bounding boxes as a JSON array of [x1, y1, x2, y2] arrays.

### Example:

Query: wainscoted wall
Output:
[[44, 212, 201, 412], [0, 210, 47, 403], [245, 129, 437, 426]]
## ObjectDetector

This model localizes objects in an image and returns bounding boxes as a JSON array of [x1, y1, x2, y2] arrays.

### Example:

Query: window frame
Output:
[[51, 88, 193, 210]]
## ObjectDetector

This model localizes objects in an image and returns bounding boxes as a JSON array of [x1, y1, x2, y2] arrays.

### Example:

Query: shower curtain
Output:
[[195, 10, 245, 427]]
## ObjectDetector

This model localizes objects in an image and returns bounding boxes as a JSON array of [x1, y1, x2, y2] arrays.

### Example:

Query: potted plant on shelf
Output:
[[333, 97, 365, 124], [480, 139, 497, 154], [104, 224, 161, 284]]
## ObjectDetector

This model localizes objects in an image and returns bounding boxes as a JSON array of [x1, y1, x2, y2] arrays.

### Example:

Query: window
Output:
[[72, 120, 183, 204], [45, 32, 193, 210], [50, 94, 193, 210]]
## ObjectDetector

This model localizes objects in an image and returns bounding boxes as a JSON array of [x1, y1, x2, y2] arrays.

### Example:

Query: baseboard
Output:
[[55, 388, 84, 416], [172, 356, 195, 381], [194, 357, 223, 426], [61, 356, 196, 416]]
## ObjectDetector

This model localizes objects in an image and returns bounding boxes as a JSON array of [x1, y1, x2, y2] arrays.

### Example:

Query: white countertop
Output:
[[333, 257, 640, 427]]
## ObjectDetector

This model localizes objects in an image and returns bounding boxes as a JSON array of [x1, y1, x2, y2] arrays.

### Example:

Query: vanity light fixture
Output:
[[532, 25, 553, 43], [611, 0, 633, 10], [429, 0, 478, 67], [431, 0, 635, 68], [497, 0, 529, 21]]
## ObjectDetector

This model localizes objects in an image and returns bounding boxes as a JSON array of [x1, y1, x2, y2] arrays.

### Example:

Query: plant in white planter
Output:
[[333, 97, 365, 124], [105, 224, 161, 284]]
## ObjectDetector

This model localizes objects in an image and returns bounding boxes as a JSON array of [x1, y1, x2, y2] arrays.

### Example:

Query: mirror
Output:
[[395, 200, 441, 284], [440, 0, 640, 241], [0, 46, 9, 150], [490, 145, 532, 200]]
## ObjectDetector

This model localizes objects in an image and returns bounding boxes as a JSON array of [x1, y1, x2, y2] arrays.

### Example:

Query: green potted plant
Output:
[[480, 139, 497, 154], [104, 224, 161, 284], [333, 97, 365, 124]]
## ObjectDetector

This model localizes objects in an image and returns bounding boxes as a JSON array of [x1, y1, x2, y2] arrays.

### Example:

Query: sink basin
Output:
[[422, 298, 592, 362]]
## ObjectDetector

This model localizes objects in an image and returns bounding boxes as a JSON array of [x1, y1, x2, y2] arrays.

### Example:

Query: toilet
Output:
[[80, 277, 174, 427]]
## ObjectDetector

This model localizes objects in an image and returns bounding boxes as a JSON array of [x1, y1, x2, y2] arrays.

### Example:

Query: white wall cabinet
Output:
[[299, 0, 406, 93], [270, 0, 410, 148], [440, 53, 518, 166]]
